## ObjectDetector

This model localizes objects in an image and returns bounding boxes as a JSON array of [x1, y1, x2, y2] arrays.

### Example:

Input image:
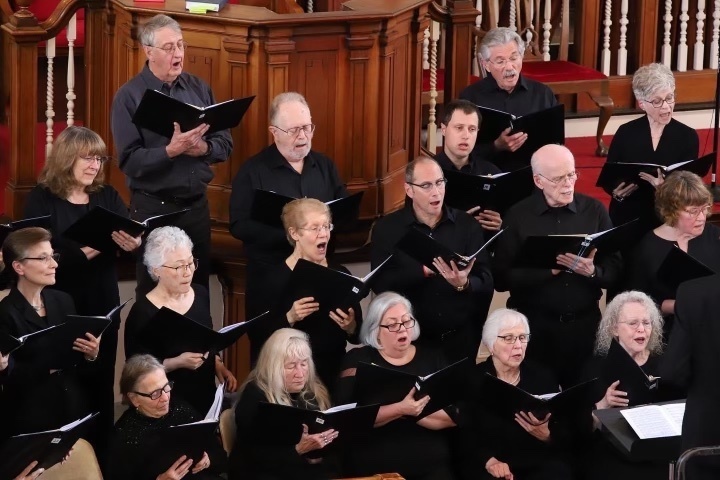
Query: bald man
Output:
[[493, 145, 622, 387]]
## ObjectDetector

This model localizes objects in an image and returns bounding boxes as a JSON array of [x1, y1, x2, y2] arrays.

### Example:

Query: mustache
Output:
[[503, 69, 517, 78]]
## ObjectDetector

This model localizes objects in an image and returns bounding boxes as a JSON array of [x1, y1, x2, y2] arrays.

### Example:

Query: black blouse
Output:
[[124, 284, 217, 414]]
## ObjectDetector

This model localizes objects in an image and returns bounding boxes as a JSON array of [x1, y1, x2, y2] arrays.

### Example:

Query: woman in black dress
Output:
[[583, 290, 677, 480], [604, 63, 699, 231], [108, 354, 225, 480], [229, 328, 337, 480], [458, 308, 576, 480], [124, 226, 237, 414], [334, 292, 457, 480], [23, 126, 142, 453], [628, 171, 720, 336], [0, 227, 100, 441], [248, 198, 361, 390]]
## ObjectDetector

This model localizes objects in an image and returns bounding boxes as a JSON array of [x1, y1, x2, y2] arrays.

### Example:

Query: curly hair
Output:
[[594, 290, 664, 356], [655, 171, 712, 226]]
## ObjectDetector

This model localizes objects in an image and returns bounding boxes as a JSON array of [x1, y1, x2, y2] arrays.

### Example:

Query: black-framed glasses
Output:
[[645, 94, 676, 108], [20, 253, 60, 265], [379, 316, 416, 333], [133, 381, 174, 400], [407, 178, 448, 191], [161, 258, 199, 273], [299, 223, 334, 235], [145, 40, 187, 55], [536, 171, 578, 184], [497, 334, 531, 344], [80, 155, 110, 165], [272, 124, 316, 137]]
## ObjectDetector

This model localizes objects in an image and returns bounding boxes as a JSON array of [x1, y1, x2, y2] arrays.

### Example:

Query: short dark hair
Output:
[[405, 156, 441, 183], [1, 227, 52, 283], [442, 99, 481, 126]]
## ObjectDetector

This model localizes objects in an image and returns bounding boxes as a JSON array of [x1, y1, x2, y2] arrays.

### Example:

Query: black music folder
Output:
[[480, 373, 596, 420], [254, 402, 380, 448], [594, 400, 684, 462], [62, 206, 189, 252], [0, 324, 61, 355], [442, 166, 534, 213], [250, 189, 364, 230], [132, 89, 255, 138], [602, 339, 660, 406], [144, 384, 224, 477], [142, 308, 268, 358], [0, 412, 98, 480], [354, 358, 472, 419], [0, 215, 51, 245], [596, 152, 715, 193], [396, 227, 505, 273], [512, 219, 639, 269], [283, 256, 391, 317], [657, 245, 716, 291]]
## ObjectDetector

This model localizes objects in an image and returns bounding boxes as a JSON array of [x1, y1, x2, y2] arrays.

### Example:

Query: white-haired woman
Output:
[[334, 292, 457, 480], [228, 328, 337, 480], [582, 291, 679, 480], [604, 63, 699, 232], [458, 308, 575, 480], [124, 226, 236, 414]]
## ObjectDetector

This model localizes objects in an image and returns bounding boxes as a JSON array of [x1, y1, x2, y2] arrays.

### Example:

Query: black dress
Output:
[[228, 381, 336, 480], [627, 223, 720, 336], [124, 284, 217, 414], [582, 352, 681, 480], [107, 399, 226, 480], [247, 261, 362, 391], [23, 184, 129, 461], [0, 288, 95, 441], [605, 116, 699, 231], [457, 359, 576, 480], [334, 346, 457, 480]]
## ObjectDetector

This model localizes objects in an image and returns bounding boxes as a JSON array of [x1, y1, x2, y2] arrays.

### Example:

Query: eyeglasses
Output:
[[272, 124, 316, 137], [145, 40, 187, 55], [645, 94, 676, 108], [161, 258, 198, 273], [133, 381, 174, 400], [407, 178, 448, 191], [487, 55, 521, 68], [20, 253, 60, 265], [298, 223, 334, 235], [536, 171, 579, 185], [379, 316, 416, 333], [681, 204, 712, 219], [497, 334, 531, 344], [80, 155, 110, 165], [618, 319, 652, 330]]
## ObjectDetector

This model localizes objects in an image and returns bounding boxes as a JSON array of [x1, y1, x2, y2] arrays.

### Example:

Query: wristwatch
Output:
[[456, 279, 470, 292]]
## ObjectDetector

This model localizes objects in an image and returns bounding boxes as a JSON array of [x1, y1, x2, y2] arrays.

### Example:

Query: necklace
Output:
[[502, 371, 521, 385], [31, 303, 44, 312]]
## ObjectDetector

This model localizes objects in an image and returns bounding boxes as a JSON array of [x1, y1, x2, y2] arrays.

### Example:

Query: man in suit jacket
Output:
[[662, 274, 720, 479]]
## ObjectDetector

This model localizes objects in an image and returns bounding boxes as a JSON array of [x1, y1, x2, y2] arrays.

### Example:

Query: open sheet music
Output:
[[620, 402, 685, 439]]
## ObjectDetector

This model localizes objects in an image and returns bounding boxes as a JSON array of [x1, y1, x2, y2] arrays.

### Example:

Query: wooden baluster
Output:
[[307, 0, 314, 12], [524, 0, 534, 46], [617, 0, 628, 75], [509, 0, 517, 30], [711, 0, 720, 69], [694, 0, 706, 70], [542, 0, 551, 61], [427, 20, 440, 153], [602, 0, 612, 75], [473, 0, 482, 77], [45, 37, 55, 158], [662, 0, 674, 66], [423, 27, 430, 70], [678, 0, 689, 71], [494, 0, 500, 27], [66, 12, 77, 126]]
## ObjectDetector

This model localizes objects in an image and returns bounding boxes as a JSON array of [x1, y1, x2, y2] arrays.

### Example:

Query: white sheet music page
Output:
[[620, 403, 685, 439]]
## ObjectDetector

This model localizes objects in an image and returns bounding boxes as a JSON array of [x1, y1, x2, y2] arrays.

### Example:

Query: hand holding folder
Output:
[[396, 227, 505, 274], [62, 206, 189, 253], [250, 189, 364, 230], [601, 340, 661, 407], [354, 358, 472, 419], [132, 89, 255, 138], [0, 412, 98, 480], [142, 308, 268, 359], [442, 166, 534, 213]]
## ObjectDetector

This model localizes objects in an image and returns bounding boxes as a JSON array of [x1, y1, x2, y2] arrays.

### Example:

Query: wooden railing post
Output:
[[576, 0, 602, 69], [443, 0, 480, 102], [85, 0, 111, 142], [637, 0, 661, 68]]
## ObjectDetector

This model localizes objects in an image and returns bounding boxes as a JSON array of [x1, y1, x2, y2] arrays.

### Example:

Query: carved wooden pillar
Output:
[[442, 0, 479, 103], [408, 6, 430, 165], [85, 0, 110, 141], [265, 28, 295, 113]]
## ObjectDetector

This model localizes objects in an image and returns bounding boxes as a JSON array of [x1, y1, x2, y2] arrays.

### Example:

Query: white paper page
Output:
[[534, 392, 559, 400], [18, 324, 61, 342], [663, 402, 686, 430], [667, 159, 694, 171], [218, 322, 246, 334], [621, 405, 681, 439], [204, 384, 225, 422], [323, 403, 357, 414]]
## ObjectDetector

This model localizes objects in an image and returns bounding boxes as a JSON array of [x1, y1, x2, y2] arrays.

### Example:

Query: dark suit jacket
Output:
[[662, 274, 720, 478], [0, 288, 95, 439]]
